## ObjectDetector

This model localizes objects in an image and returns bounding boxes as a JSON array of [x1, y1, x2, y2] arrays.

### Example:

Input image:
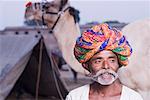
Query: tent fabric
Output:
[[0, 32, 69, 99], [0, 33, 40, 99], [42, 32, 62, 57], [17, 41, 68, 98]]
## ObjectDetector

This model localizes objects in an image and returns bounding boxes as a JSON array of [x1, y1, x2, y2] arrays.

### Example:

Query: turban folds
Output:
[[74, 23, 132, 66]]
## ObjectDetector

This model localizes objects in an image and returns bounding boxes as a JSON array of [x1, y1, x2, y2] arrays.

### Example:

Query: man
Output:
[[66, 23, 143, 100]]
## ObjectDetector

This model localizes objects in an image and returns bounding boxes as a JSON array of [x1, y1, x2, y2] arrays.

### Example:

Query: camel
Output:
[[25, 0, 88, 75], [118, 18, 150, 100]]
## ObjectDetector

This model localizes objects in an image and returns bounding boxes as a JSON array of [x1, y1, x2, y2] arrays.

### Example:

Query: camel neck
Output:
[[54, 13, 79, 35]]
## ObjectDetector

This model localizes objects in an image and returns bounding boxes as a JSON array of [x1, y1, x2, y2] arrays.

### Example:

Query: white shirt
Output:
[[66, 84, 143, 100]]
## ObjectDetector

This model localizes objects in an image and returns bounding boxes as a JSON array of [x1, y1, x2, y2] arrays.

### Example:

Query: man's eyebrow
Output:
[[91, 57, 103, 61], [108, 56, 117, 59], [90, 56, 117, 61]]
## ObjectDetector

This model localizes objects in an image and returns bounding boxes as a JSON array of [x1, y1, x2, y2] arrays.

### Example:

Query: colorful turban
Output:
[[74, 23, 132, 66]]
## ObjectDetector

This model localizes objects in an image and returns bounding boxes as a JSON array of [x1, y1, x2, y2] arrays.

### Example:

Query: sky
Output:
[[0, 0, 150, 30]]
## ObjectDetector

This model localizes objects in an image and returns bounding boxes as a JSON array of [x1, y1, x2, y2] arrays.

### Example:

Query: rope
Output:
[[49, 53, 64, 100], [35, 38, 43, 100]]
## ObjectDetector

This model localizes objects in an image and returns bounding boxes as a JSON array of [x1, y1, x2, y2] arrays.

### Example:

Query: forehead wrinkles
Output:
[[92, 50, 117, 60]]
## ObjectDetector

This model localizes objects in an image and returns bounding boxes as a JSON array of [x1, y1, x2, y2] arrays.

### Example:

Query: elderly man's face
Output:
[[89, 50, 119, 85], [89, 50, 119, 73]]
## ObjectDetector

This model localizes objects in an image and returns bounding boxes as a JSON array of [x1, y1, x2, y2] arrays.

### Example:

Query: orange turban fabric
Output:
[[74, 23, 132, 66]]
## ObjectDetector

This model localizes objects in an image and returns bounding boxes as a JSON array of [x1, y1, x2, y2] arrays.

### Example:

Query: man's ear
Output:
[[82, 62, 92, 72], [82, 63, 88, 67]]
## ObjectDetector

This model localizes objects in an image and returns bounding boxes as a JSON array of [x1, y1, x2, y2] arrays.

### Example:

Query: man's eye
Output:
[[109, 59, 115, 63], [94, 59, 102, 64]]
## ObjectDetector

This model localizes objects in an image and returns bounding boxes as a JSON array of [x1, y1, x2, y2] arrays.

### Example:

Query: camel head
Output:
[[24, 0, 80, 28]]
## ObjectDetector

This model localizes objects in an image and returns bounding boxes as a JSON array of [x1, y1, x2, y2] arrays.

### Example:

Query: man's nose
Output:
[[103, 60, 109, 69]]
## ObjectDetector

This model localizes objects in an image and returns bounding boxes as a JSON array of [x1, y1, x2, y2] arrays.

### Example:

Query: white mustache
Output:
[[89, 69, 119, 85], [93, 69, 118, 78]]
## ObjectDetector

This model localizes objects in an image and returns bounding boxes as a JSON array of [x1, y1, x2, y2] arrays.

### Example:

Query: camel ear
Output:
[[54, 0, 68, 8], [61, 0, 68, 6]]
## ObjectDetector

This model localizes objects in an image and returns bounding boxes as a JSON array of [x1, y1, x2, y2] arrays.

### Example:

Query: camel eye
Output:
[[43, 5, 49, 9], [50, 4, 55, 7]]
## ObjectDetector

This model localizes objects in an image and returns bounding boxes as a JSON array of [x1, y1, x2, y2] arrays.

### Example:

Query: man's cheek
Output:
[[92, 66, 102, 72]]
